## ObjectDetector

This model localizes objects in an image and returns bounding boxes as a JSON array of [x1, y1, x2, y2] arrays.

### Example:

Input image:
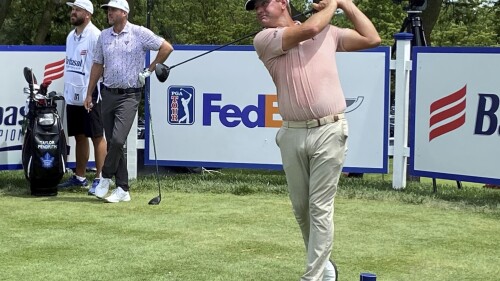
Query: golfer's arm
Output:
[[87, 63, 103, 97], [148, 40, 174, 72], [282, 1, 337, 51], [338, 1, 381, 51]]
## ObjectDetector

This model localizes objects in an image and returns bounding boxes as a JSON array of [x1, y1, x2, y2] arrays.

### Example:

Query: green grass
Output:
[[0, 170, 499, 281]]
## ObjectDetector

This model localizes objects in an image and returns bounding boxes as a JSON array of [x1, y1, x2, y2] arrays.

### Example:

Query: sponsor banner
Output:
[[0, 46, 95, 170], [148, 46, 390, 172], [410, 47, 500, 184]]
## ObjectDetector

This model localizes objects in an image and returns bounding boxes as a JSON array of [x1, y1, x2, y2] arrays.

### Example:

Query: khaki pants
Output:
[[276, 117, 348, 281]]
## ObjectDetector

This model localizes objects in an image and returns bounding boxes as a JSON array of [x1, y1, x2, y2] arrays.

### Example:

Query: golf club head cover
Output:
[[40, 80, 52, 95], [138, 68, 152, 87]]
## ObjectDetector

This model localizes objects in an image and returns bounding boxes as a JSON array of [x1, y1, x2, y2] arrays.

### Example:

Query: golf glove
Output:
[[138, 69, 152, 87]]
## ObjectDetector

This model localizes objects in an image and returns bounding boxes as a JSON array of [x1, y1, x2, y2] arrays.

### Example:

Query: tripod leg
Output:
[[410, 15, 428, 47], [392, 17, 411, 56]]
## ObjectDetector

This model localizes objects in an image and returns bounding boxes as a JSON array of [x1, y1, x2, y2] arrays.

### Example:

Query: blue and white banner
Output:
[[410, 47, 500, 184], [0, 45, 390, 173], [148, 46, 390, 172]]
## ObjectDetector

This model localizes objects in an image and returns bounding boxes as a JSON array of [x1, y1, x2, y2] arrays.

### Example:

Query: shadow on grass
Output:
[[339, 177, 500, 212], [0, 171, 101, 203], [41, 195, 105, 204], [2, 169, 498, 212], [2, 188, 103, 204]]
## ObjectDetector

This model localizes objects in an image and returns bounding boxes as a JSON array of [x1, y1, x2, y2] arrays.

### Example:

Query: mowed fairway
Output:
[[0, 170, 499, 281]]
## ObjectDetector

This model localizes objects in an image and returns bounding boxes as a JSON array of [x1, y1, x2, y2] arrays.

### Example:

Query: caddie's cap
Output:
[[66, 0, 94, 14]]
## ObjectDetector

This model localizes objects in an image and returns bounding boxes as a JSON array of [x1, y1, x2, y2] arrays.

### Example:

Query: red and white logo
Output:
[[42, 59, 65, 84], [429, 85, 467, 141]]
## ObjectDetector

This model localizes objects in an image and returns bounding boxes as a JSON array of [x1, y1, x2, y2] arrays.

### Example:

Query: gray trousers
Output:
[[101, 88, 141, 191], [276, 118, 348, 281]]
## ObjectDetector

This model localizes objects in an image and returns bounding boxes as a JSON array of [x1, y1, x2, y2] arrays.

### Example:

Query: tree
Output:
[[34, 0, 56, 44], [0, 0, 13, 34], [431, 0, 499, 46], [421, 0, 444, 45], [0, 0, 497, 46]]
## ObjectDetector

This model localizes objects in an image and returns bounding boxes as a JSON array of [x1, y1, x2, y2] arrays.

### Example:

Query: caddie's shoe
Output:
[[88, 179, 100, 195], [58, 175, 88, 189], [323, 259, 338, 281], [94, 178, 111, 199], [104, 187, 131, 203]]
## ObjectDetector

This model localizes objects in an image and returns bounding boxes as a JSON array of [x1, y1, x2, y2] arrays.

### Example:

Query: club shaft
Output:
[[169, 31, 258, 70], [169, 9, 314, 70], [147, 86, 161, 199]]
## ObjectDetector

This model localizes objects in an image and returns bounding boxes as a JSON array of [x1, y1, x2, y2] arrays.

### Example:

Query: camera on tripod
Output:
[[393, 0, 427, 11]]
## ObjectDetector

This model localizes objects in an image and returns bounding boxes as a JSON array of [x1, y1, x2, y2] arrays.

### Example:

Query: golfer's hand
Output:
[[336, 0, 353, 10], [138, 69, 152, 87], [312, 0, 337, 12], [84, 95, 93, 112]]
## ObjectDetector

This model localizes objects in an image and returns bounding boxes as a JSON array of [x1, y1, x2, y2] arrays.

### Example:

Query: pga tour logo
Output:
[[167, 86, 195, 125]]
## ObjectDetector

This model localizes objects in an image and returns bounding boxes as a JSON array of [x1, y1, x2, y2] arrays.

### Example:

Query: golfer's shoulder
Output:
[[255, 28, 281, 42]]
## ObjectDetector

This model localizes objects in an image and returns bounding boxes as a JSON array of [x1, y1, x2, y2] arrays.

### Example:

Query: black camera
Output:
[[393, 0, 427, 11]]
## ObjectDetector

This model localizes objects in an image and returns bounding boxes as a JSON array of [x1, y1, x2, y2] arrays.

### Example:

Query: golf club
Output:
[[147, 84, 162, 205], [145, 0, 163, 205], [155, 8, 315, 83]]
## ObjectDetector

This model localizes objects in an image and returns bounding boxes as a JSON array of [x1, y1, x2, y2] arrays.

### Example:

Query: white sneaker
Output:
[[94, 178, 112, 199], [323, 260, 338, 281], [104, 187, 131, 203]]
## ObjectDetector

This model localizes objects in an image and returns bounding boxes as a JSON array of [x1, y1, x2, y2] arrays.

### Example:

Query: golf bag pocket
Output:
[[28, 112, 67, 181]]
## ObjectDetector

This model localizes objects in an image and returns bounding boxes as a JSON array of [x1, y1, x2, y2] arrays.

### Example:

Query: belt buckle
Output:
[[316, 118, 321, 127]]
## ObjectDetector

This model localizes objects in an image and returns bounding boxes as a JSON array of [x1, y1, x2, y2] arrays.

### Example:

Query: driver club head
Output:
[[148, 196, 161, 205], [155, 63, 170, 83]]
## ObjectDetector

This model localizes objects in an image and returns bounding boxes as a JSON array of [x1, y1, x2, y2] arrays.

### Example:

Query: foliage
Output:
[[0, 0, 498, 46], [432, 0, 499, 46]]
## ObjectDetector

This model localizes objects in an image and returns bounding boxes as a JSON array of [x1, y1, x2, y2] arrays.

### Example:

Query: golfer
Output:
[[84, 0, 173, 203], [246, 0, 380, 280]]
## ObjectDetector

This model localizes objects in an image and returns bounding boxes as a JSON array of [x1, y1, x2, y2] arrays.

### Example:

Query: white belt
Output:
[[282, 113, 344, 129]]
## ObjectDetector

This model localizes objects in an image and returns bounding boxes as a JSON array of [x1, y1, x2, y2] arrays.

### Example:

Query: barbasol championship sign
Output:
[[0, 45, 95, 170], [410, 47, 500, 185]]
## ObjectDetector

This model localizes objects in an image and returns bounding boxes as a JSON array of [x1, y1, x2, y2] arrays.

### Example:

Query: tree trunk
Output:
[[421, 0, 443, 45], [33, 0, 55, 44], [0, 0, 13, 32], [128, 0, 137, 20]]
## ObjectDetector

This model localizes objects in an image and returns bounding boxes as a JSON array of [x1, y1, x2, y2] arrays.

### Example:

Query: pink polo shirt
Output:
[[254, 24, 347, 121]]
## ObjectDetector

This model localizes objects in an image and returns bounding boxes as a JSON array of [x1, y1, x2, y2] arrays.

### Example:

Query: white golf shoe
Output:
[[323, 260, 338, 281], [104, 187, 131, 203], [94, 178, 112, 199]]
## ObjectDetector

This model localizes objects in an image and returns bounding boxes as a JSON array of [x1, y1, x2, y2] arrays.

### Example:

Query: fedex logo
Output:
[[202, 93, 281, 128]]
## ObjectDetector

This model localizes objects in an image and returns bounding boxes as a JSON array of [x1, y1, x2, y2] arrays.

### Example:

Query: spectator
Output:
[[84, 0, 173, 203]]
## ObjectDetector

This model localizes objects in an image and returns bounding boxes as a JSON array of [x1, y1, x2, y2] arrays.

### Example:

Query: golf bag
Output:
[[21, 67, 67, 196]]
